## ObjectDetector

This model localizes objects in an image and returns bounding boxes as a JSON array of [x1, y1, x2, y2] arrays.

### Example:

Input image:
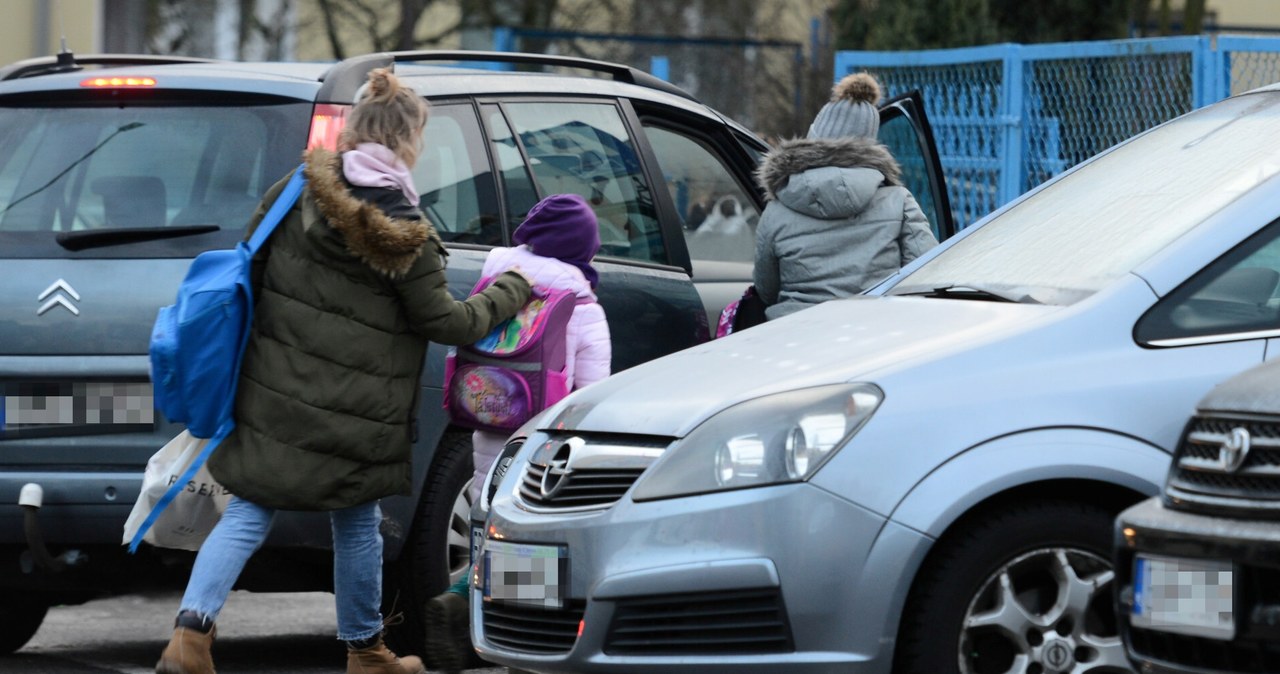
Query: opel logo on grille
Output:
[[540, 437, 584, 500], [1217, 426, 1252, 473], [1042, 639, 1074, 672]]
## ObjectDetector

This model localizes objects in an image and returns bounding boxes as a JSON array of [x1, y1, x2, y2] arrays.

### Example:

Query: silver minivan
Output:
[[474, 87, 1280, 674]]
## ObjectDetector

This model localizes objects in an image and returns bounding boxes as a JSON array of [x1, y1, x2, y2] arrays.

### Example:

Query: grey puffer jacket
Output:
[[752, 136, 938, 320]]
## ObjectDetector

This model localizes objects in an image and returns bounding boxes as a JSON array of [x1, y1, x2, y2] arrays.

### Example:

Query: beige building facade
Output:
[[1, 1, 1276, 72], [0, 0, 102, 66]]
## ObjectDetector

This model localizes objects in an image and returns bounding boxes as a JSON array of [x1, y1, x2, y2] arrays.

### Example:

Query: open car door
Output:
[[879, 90, 956, 242]]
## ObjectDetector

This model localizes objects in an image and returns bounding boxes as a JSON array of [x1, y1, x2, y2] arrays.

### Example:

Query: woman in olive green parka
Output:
[[208, 143, 528, 512], [156, 68, 530, 674]]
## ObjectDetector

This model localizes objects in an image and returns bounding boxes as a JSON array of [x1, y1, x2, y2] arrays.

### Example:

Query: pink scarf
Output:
[[341, 142, 420, 205]]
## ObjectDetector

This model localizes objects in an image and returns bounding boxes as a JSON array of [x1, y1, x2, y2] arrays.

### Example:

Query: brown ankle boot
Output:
[[346, 636, 425, 674], [155, 612, 216, 674]]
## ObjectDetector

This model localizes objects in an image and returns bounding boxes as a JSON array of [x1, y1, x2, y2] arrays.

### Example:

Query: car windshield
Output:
[[890, 92, 1280, 305], [0, 98, 310, 255]]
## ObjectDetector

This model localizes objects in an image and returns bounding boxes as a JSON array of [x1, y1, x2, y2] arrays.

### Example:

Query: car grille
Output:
[[516, 433, 671, 512], [481, 599, 586, 654], [1166, 415, 1280, 517], [1128, 629, 1280, 673], [519, 463, 646, 509], [603, 588, 794, 655]]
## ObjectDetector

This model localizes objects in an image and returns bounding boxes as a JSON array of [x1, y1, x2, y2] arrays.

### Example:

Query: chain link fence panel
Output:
[[838, 36, 1280, 230]]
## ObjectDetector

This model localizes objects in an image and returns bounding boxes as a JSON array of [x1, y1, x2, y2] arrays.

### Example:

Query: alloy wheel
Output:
[[960, 547, 1131, 674]]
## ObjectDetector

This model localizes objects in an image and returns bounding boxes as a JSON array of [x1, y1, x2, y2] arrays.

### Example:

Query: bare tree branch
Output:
[[315, 0, 348, 58]]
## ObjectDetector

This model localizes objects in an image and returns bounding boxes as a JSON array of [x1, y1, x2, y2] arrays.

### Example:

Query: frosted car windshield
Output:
[[891, 93, 1280, 305]]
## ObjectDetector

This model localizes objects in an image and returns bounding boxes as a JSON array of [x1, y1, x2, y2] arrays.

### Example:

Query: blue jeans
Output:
[[179, 496, 385, 641]]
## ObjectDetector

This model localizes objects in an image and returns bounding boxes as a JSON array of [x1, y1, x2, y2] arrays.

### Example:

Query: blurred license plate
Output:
[[2, 382, 154, 438], [1132, 554, 1234, 640], [482, 540, 567, 609]]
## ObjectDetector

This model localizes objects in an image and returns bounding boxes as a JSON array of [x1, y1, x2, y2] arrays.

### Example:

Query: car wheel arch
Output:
[[886, 427, 1169, 538], [862, 429, 1166, 670]]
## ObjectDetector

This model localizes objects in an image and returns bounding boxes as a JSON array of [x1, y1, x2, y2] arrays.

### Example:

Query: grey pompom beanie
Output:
[[807, 72, 882, 140]]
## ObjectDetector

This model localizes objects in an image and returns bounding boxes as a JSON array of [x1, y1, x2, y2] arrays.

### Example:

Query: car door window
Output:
[[501, 102, 663, 263], [483, 104, 540, 228], [879, 93, 955, 241], [413, 103, 502, 245], [1137, 220, 1280, 345], [642, 124, 761, 263]]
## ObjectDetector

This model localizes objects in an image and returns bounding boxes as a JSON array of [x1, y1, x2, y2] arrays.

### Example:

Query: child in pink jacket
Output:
[[470, 193, 612, 498], [427, 193, 612, 673]]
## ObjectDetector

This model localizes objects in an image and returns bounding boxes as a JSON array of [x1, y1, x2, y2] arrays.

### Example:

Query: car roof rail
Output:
[[316, 50, 698, 104], [0, 52, 222, 81]]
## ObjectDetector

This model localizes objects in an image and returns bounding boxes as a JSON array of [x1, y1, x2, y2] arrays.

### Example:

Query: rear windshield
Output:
[[0, 98, 311, 258]]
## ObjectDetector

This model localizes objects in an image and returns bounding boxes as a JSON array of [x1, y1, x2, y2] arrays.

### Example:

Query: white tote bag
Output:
[[122, 430, 231, 551]]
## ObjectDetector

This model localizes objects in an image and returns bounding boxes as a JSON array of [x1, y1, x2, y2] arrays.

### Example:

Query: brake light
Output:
[[80, 76, 156, 88], [307, 103, 351, 150]]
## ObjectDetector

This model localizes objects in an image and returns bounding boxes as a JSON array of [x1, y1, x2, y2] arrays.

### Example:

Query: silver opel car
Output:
[[472, 86, 1280, 674]]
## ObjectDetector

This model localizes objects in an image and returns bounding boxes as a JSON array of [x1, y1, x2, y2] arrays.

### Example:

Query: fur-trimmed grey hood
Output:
[[756, 136, 903, 201], [303, 147, 437, 277]]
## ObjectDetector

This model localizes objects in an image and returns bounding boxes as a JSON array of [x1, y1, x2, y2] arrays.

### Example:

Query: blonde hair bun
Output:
[[361, 67, 400, 103], [831, 72, 881, 105]]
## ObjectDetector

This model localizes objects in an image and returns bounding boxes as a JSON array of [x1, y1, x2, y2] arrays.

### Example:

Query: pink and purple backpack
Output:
[[444, 277, 579, 433]]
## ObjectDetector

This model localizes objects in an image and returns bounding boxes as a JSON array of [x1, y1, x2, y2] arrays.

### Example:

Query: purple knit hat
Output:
[[513, 193, 601, 288]]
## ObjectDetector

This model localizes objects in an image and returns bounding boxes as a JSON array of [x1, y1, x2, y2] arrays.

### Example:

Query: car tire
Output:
[[0, 594, 49, 655], [896, 499, 1132, 674], [383, 430, 474, 661]]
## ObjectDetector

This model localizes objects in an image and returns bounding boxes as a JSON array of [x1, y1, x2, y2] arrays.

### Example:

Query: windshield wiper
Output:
[[56, 225, 220, 251], [899, 284, 1040, 304]]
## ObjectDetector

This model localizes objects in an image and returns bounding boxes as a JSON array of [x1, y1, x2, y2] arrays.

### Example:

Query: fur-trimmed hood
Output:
[[303, 147, 436, 277], [756, 136, 903, 201]]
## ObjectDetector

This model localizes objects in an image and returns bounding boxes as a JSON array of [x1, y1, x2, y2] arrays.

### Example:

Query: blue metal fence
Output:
[[836, 36, 1280, 229]]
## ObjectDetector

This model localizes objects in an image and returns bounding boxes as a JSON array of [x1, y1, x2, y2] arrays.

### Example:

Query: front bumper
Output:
[[1116, 497, 1280, 674], [474, 481, 932, 674]]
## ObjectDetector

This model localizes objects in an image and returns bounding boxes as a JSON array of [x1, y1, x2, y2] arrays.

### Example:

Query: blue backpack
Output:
[[130, 165, 305, 553]]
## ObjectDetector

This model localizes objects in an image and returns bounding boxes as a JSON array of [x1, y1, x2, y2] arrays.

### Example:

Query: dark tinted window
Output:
[[483, 104, 539, 226], [413, 103, 502, 245], [0, 102, 309, 253], [643, 124, 760, 263], [502, 102, 664, 263]]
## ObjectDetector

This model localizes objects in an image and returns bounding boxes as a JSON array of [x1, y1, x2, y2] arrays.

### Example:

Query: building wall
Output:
[[0, 0, 102, 66], [1209, 0, 1278, 30]]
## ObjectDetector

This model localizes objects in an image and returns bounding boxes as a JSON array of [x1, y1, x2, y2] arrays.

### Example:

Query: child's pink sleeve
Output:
[[572, 303, 612, 390]]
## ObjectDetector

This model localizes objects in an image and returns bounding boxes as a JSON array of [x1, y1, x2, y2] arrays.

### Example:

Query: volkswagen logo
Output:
[[1217, 426, 1252, 473], [540, 437, 584, 500]]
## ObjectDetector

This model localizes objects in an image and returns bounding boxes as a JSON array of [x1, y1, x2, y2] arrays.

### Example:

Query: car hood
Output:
[[542, 295, 1059, 436], [1197, 356, 1280, 416]]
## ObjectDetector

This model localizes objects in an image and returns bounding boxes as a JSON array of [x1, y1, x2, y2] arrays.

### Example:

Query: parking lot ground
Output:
[[8, 590, 505, 674]]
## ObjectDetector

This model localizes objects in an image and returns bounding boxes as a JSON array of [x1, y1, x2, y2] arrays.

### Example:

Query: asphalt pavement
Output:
[[5, 590, 506, 674]]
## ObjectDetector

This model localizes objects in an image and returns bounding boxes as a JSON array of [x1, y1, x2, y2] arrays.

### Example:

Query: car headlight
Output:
[[632, 383, 883, 501]]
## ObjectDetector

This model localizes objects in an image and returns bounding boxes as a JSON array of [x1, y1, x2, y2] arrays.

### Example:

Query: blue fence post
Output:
[[998, 43, 1024, 209], [493, 27, 516, 53], [649, 56, 670, 81], [1212, 36, 1231, 101]]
